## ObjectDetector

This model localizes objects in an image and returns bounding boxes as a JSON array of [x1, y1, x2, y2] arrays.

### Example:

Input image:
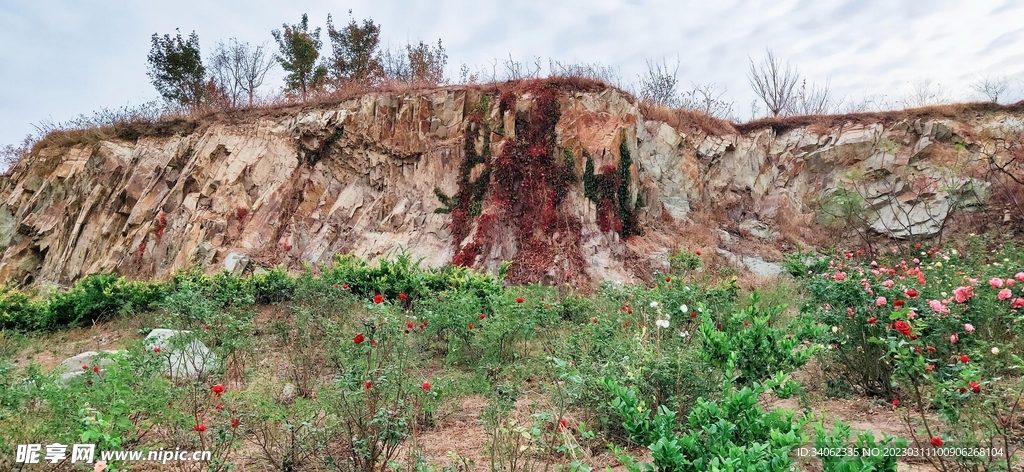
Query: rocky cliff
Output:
[[1, 80, 1022, 287]]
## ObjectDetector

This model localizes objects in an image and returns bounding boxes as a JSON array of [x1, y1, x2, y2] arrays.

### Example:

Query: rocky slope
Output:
[[1, 80, 1022, 287]]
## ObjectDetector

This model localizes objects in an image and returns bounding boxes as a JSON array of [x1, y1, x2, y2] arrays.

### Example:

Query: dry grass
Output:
[[734, 100, 1024, 135], [637, 100, 737, 136]]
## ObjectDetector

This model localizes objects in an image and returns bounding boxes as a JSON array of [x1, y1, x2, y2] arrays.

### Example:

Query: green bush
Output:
[[606, 367, 808, 472], [250, 266, 296, 303], [813, 420, 906, 472], [699, 293, 821, 385]]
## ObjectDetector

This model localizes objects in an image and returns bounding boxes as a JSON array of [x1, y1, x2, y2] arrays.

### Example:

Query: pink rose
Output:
[[950, 333, 959, 344], [1011, 298, 1024, 309], [990, 277, 1004, 288], [1015, 272, 1024, 282], [876, 297, 887, 307], [964, 323, 974, 333], [883, 279, 895, 288], [929, 299, 950, 314], [998, 288, 1013, 301]]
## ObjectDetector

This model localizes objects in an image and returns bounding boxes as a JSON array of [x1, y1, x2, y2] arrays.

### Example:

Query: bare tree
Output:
[[679, 82, 734, 119], [748, 49, 800, 117], [380, 45, 411, 82], [899, 78, 950, 108], [970, 74, 1010, 103], [1, 135, 34, 174], [787, 78, 841, 115], [500, 54, 542, 81], [380, 39, 447, 85], [209, 39, 276, 107], [638, 58, 680, 107]]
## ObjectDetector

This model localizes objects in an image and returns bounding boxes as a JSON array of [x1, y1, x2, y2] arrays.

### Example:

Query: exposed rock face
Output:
[[1, 81, 1021, 287]]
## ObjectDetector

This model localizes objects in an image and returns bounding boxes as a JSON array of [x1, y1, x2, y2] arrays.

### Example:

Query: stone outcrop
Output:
[[1, 81, 1021, 287]]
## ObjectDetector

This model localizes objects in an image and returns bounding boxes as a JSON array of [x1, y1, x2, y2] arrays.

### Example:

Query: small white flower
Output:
[[992, 347, 1000, 355], [683, 286, 691, 291], [650, 301, 659, 308], [656, 319, 670, 328], [680, 304, 688, 313], [679, 330, 690, 338], [664, 313, 671, 320], [941, 292, 948, 297], [831, 326, 839, 333]]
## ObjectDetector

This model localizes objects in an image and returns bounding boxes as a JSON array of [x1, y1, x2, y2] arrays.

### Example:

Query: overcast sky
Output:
[[2, 0, 1024, 147]]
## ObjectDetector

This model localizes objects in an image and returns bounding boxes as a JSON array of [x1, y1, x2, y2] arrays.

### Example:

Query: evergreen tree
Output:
[[326, 10, 383, 84], [147, 29, 206, 108], [272, 14, 327, 99]]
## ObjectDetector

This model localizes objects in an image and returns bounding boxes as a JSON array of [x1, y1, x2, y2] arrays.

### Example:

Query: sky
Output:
[[2, 0, 1024, 147]]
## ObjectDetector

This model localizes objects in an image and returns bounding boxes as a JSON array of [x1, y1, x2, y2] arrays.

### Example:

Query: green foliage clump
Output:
[[606, 368, 808, 472], [272, 14, 328, 99], [146, 29, 206, 108], [326, 11, 382, 84], [699, 293, 821, 385]]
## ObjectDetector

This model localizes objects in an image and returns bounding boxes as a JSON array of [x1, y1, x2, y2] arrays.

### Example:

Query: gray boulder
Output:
[[57, 350, 121, 382], [145, 329, 219, 379]]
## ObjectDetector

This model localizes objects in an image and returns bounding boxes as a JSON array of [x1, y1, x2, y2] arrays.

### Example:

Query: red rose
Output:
[[960, 355, 970, 363], [516, 297, 524, 304], [893, 300, 905, 308], [422, 381, 431, 391], [341, 283, 349, 290], [153, 347, 161, 353], [468, 323, 473, 330], [930, 437, 943, 447], [480, 313, 486, 319], [399, 293, 408, 301], [354, 333, 365, 344], [373, 294, 384, 304], [407, 322, 414, 329], [867, 317, 878, 325], [82, 365, 89, 370], [365, 381, 372, 389], [93, 366, 99, 373], [592, 317, 598, 323], [893, 320, 912, 337], [905, 288, 918, 298], [969, 381, 980, 393], [231, 417, 240, 429], [194, 424, 207, 432], [212, 384, 225, 397]]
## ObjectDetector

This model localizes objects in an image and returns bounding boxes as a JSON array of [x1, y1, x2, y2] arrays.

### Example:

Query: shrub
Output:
[[699, 293, 821, 385], [250, 266, 296, 303], [606, 366, 808, 472], [812, 420, 906, 472]]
